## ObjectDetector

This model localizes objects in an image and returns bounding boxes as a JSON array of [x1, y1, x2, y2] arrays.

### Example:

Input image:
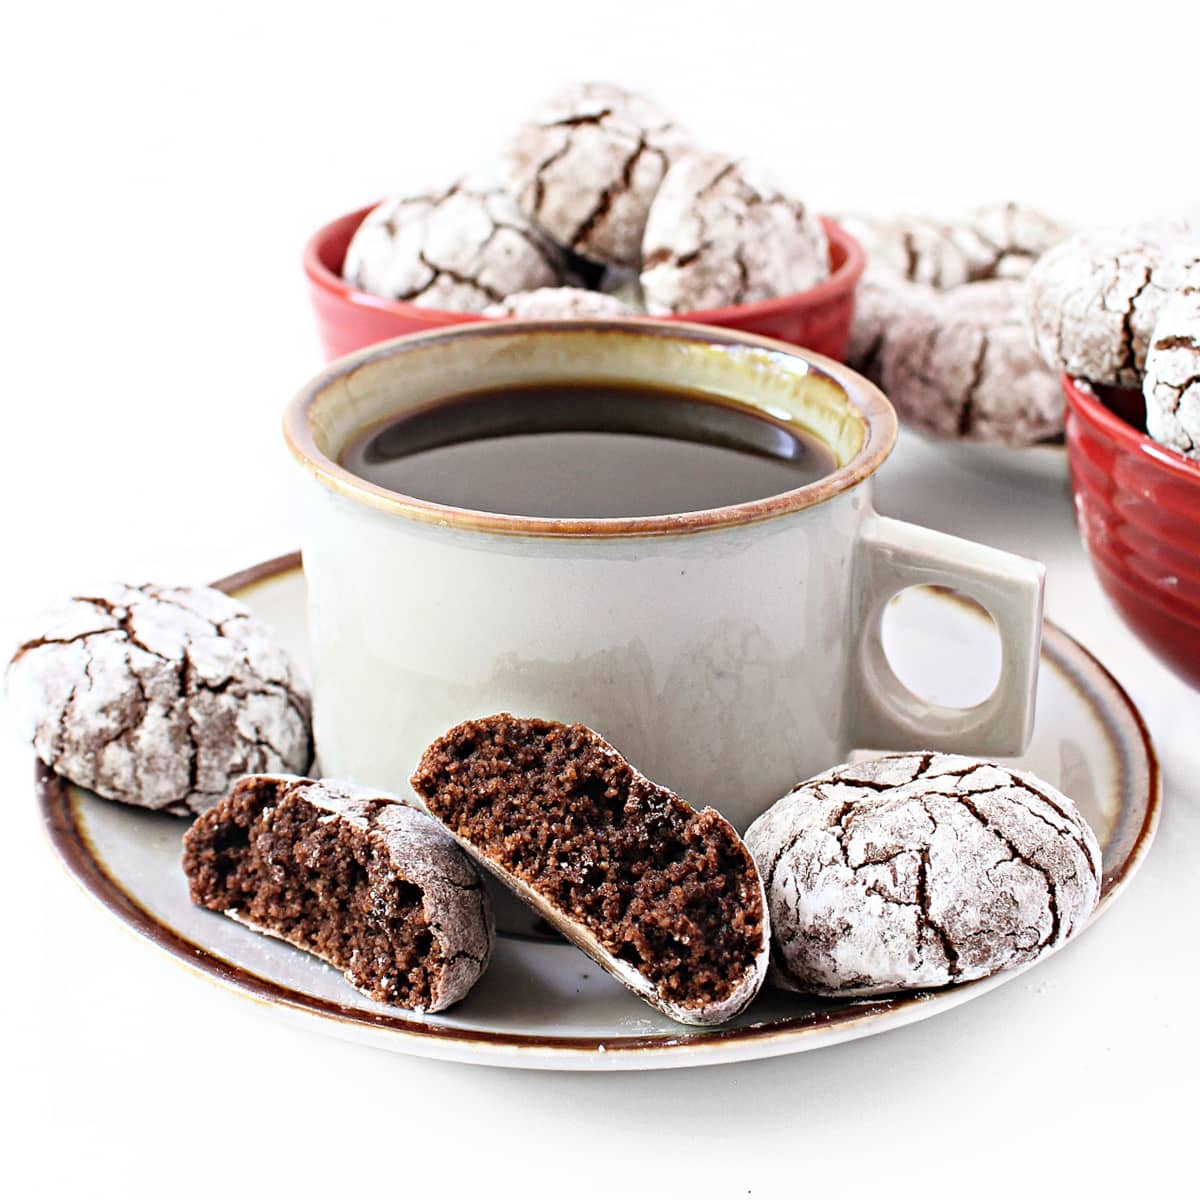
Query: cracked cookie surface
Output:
[[880, 278, 1063, 446], [1026, 220, 1200, 386], [505, 81, 691, 269], [640, 150, 828, 314], [966, 201, 1070, 281], [6, 583, 312, 814], [744, 753, 1101, 996], [842, 204, 1067, 291], [840, 214, 988, 291], [183, 775, 493, 1010], [842, 203, 1067, 444], [845, 271, 939, 388], [483, 285, 634, 318], [343, 177, 569, 310], [1143, 270, 1200, 460]]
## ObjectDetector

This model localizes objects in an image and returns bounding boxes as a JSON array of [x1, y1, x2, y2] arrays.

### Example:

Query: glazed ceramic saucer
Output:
[[38, 553, 1159, 1071]]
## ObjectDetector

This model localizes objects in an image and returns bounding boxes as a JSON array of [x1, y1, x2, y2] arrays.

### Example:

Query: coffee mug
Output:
[[285, 320, 1044, 831]]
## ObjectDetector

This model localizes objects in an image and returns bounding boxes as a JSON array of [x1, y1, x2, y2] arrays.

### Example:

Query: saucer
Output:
[[38, 553, 1159, 1071]]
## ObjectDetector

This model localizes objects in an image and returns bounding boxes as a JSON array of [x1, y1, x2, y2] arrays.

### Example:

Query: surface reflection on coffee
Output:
[[339, 381, 838, 519]]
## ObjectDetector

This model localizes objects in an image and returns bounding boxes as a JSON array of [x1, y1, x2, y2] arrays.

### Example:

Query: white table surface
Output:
[[5, 3, 1198, 1194]]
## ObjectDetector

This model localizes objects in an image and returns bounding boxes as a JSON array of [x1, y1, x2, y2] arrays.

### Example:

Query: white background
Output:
[[3, 2, 1199, 1195]]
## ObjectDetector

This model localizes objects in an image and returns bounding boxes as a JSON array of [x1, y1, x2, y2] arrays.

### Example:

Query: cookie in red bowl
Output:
[[303, 206, 864, 363], [1064, 374, 1200, 688]]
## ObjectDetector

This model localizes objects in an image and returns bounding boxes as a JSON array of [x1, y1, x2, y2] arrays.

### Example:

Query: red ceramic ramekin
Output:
[[303, 206, 864, 363], [1064, 374, 1200, 689]]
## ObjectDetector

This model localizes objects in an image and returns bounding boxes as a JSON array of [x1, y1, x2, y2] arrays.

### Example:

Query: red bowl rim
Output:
[[302, 204, 865, 326], [1063, 374, 1200, 485]]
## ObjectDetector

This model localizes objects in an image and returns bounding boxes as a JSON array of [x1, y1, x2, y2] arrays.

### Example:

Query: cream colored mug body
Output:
[[286, 322, 1043, 831]]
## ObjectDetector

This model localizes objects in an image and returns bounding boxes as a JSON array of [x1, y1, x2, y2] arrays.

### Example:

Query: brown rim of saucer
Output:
[[282, 319, 898, 539]]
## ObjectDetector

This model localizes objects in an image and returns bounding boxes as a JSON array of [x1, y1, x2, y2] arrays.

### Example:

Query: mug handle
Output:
[[848, 513, 1045, 755]]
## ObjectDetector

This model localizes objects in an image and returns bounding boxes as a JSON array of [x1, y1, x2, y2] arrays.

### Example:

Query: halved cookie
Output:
[[183, 775, 493, 1012], [411, 714, 769, 1026]]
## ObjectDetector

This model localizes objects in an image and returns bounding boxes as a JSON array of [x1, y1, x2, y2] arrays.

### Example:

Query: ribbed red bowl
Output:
[[1064, 374, 1200, 689], [303, 206, 864, 363]]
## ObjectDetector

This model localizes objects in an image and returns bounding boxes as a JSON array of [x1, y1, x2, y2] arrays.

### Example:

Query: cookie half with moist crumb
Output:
[[182, 775, 493, 1012], [410, 714, 770, 1026]]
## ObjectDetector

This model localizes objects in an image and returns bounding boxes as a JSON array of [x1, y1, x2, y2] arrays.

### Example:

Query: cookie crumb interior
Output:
[[413, 714, 763, 1009], [183, 778, 439, 1006]]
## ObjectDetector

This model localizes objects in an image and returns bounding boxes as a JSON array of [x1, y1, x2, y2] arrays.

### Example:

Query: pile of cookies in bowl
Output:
[[840, 203, 1071, 449], [304, 80, 863, 361], [1028, 220, 1200, 687]]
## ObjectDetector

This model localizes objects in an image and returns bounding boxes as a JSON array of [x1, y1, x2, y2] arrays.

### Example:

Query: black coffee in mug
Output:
[[339, 381, 838, 519]]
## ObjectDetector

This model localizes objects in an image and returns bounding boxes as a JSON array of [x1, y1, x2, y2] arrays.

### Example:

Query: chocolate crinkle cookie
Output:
[[640, 150, 828, 315], [880, 278, 1063, 445], [842, 203, 1067, 445], [840, 203, 1067, 291], [839, 214, 983, 291], [183, 775, 493, 1011], [967, 201, 1071, 280], [412, 713, 769, 1026], [6, 584, 312, 815], [1026, 220, 1200, 387], [343, 177, 570, 310], [744, 753, 1102, 996], [845, 271, 939, 387], [1144, 269, 1200, 459], [505, 81, 692, 269], [483, 286, 634, 319]]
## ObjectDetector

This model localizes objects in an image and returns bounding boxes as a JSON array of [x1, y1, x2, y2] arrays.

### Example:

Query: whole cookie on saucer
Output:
[[1026, 220, 1200, 386], [343, 177, 569, 310], [505, 81, 692, 268], [184, 775, 493, 1011], [412, 713, 770, 1026], [744, 753, 1102, 996], [640, 149, 828, 314], [1143, 269, 1200, 460], [880, 278, 1063, 446], [6, 583, 312, 815]]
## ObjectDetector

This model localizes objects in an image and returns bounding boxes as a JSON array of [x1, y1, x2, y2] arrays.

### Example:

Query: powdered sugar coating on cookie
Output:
[[1026, 220, 1200, 387], [880, 278, 1063, 446], [965, 201, 1070, 280], [483, 286, 634, 319], [639, 150, 828, 314], [838, 214, 986, 291], [505, 81, 691, 269], [744, 753, 1102, 996], [845, 271, 939, 386], [1144, 270, 1200, 459], [343, 178, 569, 310], [840, 204, 1066, 294], [843, 203, 1068, 432], [6, 584, 312, 814]]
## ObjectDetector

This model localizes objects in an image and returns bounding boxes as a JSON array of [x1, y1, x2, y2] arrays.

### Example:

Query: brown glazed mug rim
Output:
[[282, 318, 898, 539]]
